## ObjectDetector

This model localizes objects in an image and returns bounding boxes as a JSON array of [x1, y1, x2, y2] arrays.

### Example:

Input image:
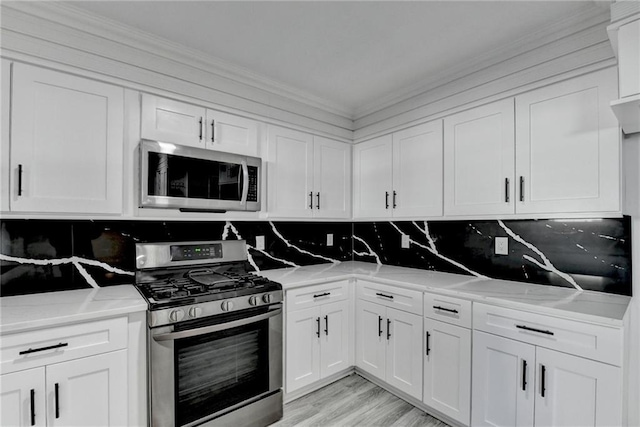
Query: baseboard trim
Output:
[[283, 368, 355, 403]]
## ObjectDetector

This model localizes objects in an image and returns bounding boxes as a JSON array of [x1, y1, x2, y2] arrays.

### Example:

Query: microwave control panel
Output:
[[247, 166, 258, 202]]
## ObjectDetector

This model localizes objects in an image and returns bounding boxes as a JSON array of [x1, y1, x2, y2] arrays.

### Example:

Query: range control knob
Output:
[[136, 255, 147, 268], [262, 293, 273, 304], [188, 307, 202, 318], [249, 296, 260, 306], [169, 309, 185, 322], [221, 300, 234, 312]]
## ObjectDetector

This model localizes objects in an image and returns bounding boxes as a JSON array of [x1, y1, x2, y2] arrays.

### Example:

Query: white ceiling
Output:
[[68, 1, 607, 118]]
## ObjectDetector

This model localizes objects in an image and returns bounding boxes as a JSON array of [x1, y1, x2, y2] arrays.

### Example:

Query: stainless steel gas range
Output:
[[135, 240, 283, 427]]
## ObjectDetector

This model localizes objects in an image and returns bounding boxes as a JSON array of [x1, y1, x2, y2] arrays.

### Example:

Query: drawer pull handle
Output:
[[522, 360, 527, 391], [30, 389, 35, 426], [433, 305, 458, 314], [540, 364, 546, 397], [378, 316, 383, 337], [19, 342, 68, 355], [54, 383, 60, 419], [376, 292, 394, 300], [515, 324, 554, 336], [313, 292, 331, 298], [426, 331, 431, 356]]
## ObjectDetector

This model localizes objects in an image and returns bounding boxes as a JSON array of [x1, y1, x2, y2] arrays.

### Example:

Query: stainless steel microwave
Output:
[[139, 140, 261, 212]]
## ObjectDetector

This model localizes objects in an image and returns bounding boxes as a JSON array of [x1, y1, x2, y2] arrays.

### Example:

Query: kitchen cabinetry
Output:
[[285, 281, 350, 393], [355, 281, 422, 400], [141, 94, 260, 156], [268, 125, 350, 218], [1, 367, 46, 427], [353, 120, 443, 218], [9, 63, 124, 214]]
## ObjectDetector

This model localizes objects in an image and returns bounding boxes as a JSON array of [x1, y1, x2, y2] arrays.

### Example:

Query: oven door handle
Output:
[[240, 160, 249, 205], [153, 307, 282, 341]]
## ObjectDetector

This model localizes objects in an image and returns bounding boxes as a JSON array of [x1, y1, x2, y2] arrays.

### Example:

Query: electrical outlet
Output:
[[255, 235, 265, 250], [495, 236, 509, 255], [401, 235, 411, 249], [327, 233, 334, 247]]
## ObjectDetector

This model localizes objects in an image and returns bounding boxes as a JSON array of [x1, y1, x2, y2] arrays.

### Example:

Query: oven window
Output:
[[175, 321, 269, 426]]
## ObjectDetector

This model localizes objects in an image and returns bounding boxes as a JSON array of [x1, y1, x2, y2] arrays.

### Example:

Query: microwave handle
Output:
[[240, 160, 249, 205]]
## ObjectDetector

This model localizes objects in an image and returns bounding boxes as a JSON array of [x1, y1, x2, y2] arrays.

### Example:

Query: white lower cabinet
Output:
[[356, 299, 422, 400], [1, 367, 46, 427]]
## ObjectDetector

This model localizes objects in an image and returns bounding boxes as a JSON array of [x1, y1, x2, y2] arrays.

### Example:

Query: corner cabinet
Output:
[[9, 63, 124, 214], [268, 125, 351, 218], [353, 120, 443, 219]]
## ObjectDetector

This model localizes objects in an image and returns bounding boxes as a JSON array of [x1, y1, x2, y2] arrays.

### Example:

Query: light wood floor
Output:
[[271, 374, 451, 427]]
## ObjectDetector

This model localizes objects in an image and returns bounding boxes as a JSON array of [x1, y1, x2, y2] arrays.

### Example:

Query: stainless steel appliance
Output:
[[139, 140, 261, 212], [135, 240, 283, 427]]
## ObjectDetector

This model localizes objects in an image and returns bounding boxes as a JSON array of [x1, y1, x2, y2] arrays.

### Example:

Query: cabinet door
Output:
[[206, 110, 259, 156], [285, 307, 321, 393], [392, 121, 443, 217], [444, 99, 515, 216], [313, 136, 351, 218], [141, 94, 205, 148], [46, 350, 127, 427], [618, 20, 640, 98], [353, 135, 393, 218], [423, 318, 471, 425], [515, 69, 620, 214], [10, 64, 124, 214], [355, 300, 386, 380], [472, 331, 535, 427], [320, 300, 350, 378], [1, 368, 46, 427], [386, 307, 423, 400], [534, 347, 622, 427], [267, 126, 314, 218]]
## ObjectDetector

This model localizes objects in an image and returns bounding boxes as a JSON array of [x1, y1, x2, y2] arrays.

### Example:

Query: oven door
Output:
[[149, 304, 282, 427], [140, 140, 261, 212]]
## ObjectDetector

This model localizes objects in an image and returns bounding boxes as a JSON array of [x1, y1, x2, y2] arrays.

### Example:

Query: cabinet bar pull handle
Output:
[[541, 364, 546, 397], [18, 164, 23, 196], [309, 192, 313, 209], [505, 178, 509, 203], [522, 360, 527, 391], [392, 191, 397, 208], [376, 292, 394, 300], [520, 176, 524, 202], [316, 192, 320, 209], [211, 120, 215, 142], [386, 319, 391, 340], [30, 389, 35, 426], [316, 317, 320, 338], [313, 292, 330, 298], [515, 324, 554, 336], [433, 305, 458, 314], [199, 117, 203, 141], [378, 315, 383, 337], [54, 383, 60, 419], [19, 342, 68, 355], [385, 191, 389, 209], [426, 331, 431, 356], [324, 315, 328, 336]]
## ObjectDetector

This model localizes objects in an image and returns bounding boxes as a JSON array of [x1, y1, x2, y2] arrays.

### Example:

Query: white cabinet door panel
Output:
[[320, 300, 350, 378], [444, 99, 515, 216], [353, 135, 393, 218], [1, 367, 46, 427], [385, 307, 422, 400], [515, 69, 620, 214], [355, 300, 386, 380], [207, 110, 259, 156], [392, 121, 443, 217], [313, 136, 351, 218], [285, 307, 321, 393], [141, 94, 205, 148]]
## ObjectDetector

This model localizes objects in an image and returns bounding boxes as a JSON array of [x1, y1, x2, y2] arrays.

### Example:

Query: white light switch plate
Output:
[[495, 236, 508, 255], [256, 235, 265, 250], [401, 235, 411, 249], [327, 234, 333, 247]]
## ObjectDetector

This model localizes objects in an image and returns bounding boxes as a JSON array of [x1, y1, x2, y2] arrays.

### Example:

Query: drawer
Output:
[[357, 280, 422, 315], [424, 293, 471, 328], [1, 316, 128, 374], [473, 303, 623, 366], [286, 280, 349, 312]]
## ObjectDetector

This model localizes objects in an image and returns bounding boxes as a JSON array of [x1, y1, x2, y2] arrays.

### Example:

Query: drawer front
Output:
[[357, 280, 422, 315], [1, 317, 128, 374], [424, 293, 472, 329], [286, 280, 349, 312], [473, 303, 622, 366]]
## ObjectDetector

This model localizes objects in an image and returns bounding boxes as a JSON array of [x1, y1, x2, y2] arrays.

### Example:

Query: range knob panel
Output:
[[262, 293, 273, 304], [249, 296, 260, 306], [188, 307, 202, 318], [221, 300, 234, 312], [169, 309, 185, 322]]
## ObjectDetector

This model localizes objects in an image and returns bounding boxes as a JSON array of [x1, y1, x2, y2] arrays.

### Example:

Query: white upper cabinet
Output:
[[444, 99, 515, 216], [10, 64, 124, 214], [617, 19, 640, 99], [354, 120, 443, 219], [141, 95, 206, 148], [206, 109, 260, 156], [515, 68, 620, 214], [268, 125, 350, 218]]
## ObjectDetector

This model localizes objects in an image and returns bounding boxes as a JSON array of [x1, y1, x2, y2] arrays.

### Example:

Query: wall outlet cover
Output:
[[255, 235, 265, 250], [327, 233, 334, 247], [401, 234, 411, 249], [495, 236, 509, 255]]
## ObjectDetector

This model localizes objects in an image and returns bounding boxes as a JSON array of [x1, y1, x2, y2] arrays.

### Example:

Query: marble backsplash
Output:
[[0, 217, 632, 296]]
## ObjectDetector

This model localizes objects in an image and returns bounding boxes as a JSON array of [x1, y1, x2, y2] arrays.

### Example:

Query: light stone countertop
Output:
[[0, 285, 147, 334], [257, 261, 632, 327]]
